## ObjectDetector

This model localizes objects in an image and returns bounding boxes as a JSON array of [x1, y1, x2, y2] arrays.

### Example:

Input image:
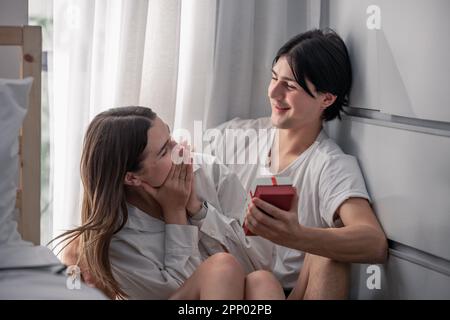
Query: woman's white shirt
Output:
[[109, 153, 274, 299]]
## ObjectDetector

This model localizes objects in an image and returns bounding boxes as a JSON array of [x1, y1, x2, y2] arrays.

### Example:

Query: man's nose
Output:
[[268, 81, 284, 100]]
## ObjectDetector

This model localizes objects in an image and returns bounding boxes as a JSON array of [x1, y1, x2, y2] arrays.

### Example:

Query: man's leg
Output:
[[169, 253, 246, 300], [288, 253, 350, 300], [244, 270, 285, 300]]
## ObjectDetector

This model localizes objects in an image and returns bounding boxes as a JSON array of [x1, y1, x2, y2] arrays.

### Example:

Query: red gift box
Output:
[[243, 176, 296, 236]]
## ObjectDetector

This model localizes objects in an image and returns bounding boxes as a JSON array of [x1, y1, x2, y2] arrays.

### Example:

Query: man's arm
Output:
[[246, 197, 388, 264]]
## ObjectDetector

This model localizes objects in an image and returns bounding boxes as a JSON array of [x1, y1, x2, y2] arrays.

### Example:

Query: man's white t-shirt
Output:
[[209, 117, 371, 289]]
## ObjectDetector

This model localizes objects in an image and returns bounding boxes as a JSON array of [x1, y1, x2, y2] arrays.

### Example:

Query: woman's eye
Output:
[[160, 148, 168, 157]]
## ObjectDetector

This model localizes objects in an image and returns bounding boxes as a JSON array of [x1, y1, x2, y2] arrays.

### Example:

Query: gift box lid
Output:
[[249, 176, 293, 193]]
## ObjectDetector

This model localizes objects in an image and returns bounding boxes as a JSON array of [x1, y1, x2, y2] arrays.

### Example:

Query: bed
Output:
[[0, 26, 41, 245]]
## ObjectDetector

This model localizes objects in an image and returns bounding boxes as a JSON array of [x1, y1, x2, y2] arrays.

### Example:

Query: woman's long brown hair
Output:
[[52, 106, 156, 299]]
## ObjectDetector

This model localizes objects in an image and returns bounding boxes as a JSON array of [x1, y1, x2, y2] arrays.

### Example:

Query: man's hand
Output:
[[245, 193, 301, 248]]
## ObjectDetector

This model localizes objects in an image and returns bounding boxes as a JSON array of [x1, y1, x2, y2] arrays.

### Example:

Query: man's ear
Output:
[[321, 92, 337, 110], [124, 172, 142, 186]]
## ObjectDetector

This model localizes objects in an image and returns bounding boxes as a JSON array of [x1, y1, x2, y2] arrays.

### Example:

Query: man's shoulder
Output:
[[316, 132, 345, 157], [312, 132, 358, 170]]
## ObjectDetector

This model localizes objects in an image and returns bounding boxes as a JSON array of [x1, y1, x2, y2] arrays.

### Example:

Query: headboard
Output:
[[0, 26, 42, 245]]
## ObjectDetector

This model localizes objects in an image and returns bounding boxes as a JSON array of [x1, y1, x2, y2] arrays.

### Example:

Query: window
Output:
[[29, 0, 53, 246]]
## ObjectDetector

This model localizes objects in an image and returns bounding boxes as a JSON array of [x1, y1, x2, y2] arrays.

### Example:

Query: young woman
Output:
[[56, 106, 277, 299]]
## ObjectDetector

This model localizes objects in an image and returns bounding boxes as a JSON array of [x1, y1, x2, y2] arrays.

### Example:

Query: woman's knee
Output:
[[246, 270, 283, 289], [204, 253, 245, 278], [245, 270, 285, 300], [246, 270, 278, 286]]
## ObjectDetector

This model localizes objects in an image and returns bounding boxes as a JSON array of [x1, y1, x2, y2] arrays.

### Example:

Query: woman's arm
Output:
[[110, 225, 203, 299], [189, 156, 276, 272]]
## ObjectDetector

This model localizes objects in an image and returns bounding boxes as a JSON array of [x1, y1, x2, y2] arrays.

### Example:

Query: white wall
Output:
[[323, 0, 450, 299], [0, 0, 28, 78]]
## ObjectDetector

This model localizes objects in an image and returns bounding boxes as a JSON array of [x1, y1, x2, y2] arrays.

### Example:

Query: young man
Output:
[[209, 29, 388, 299]]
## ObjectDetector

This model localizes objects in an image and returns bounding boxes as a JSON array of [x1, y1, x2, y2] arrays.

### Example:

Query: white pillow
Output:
[[0, 80, 107, 299], [0, 77, 33, 245]]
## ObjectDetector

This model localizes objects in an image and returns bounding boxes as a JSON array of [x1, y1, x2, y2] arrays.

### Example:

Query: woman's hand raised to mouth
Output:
[[141, 145, 193, 224]]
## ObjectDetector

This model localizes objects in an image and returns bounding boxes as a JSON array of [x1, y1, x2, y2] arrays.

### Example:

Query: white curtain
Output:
[[175, 0, 298, 133], [51, 0, 303, 238], [52, 0, 181, 236]]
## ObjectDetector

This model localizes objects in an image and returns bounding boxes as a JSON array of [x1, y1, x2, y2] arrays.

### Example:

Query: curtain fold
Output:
[[139, 0, 181, 127], [203, 0, 257, 129], [173, 0, 217, 136]]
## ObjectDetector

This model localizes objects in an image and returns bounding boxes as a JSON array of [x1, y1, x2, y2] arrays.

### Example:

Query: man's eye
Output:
[[161, 148, 167, 157], [286, 84, 296, 90]]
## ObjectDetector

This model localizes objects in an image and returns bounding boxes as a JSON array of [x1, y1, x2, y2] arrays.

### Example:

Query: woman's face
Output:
[[134, 116, 178, 187]]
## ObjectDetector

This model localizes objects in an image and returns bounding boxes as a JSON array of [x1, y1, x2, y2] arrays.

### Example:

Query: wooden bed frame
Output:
[[0, 26, 42, 245]]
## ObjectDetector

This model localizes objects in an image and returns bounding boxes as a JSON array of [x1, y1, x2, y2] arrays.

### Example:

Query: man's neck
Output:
[[270, 122, 322, 173], [278, 122, 322, 155]]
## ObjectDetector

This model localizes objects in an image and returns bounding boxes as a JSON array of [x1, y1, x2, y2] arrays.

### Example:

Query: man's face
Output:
[[268, 56, 324, 130]]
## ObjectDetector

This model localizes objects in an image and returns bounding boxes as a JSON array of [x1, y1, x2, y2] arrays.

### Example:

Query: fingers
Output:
[[180, 161, 187, 181], [247, 201, 278, 229], [185, 158, 193, 187], [246, 207, 277, 237], [167, 162, 176, 179], [171, 143, 183, 165], [180, 139, 188, 149], [174, 145, 193, 182], [184, 145, 191, 164], [252, 197, 287, 220], [178, 141, 192, 164], [173, 146, 194, 180], [173, 163, 182, 180]]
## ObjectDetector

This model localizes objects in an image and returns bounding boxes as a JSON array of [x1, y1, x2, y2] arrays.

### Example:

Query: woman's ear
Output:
[[124, 172, 142, 186], [321, 92, 337, 110]]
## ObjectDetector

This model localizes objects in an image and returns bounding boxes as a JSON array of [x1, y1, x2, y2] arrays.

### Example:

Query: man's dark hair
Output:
[[273, 28, 352, 121]]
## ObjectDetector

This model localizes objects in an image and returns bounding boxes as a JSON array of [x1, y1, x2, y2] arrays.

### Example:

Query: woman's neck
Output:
[[125, 188, 163, 221]]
